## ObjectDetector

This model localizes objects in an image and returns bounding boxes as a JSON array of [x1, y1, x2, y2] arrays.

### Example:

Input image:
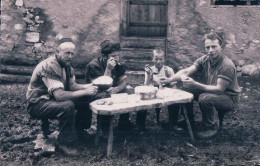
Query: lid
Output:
[[135, 86, 158, 93]]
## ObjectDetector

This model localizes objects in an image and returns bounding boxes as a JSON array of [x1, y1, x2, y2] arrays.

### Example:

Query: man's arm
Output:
[[42, 77, 98, 102], [161, 65, 198, 84], [52, 88, 97, 102], [106, 78, 127, 94], [69, 76, 93, 91], [182, 77, 230, 94]]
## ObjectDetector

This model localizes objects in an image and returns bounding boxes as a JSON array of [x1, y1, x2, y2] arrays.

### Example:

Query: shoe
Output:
[[57, 144, 80, 156], [196, 124, 218, 139], [177, 119, 200, 131], [173, 125, 184, 132], [77, 130, 95, 143]]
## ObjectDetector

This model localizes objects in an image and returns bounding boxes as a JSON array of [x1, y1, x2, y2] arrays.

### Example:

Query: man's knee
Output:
[[198, 93, 215, 105], [62, 100, 76, 115]]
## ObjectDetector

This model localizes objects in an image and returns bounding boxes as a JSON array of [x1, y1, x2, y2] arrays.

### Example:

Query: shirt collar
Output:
[[209, 53, 224, 66]]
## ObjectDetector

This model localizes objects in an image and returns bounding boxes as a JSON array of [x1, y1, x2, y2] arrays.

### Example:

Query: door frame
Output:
[[120, 0, 174, 39]]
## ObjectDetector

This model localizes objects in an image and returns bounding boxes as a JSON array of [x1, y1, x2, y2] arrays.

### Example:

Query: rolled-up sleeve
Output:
[[42, 77, 64, 96], [218, 67, 235, 84]]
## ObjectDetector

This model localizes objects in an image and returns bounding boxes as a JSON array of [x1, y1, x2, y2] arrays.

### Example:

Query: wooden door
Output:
[[127, 0, 168, 37]]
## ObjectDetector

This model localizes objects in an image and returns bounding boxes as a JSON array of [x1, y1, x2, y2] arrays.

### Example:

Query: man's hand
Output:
[[106, 57, 117, 71], [181, 76, 197, 89], [95, 91, 108, 99], [106, 87, 118, 95], [84, 85, 98, 95]]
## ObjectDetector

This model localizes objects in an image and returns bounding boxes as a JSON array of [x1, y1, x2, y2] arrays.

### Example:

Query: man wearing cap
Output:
[[161, 29, 241, 138], [26, 38, 98, 155], [85, 40, 131, 134]]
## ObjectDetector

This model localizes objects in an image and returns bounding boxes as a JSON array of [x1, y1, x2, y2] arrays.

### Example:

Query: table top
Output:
[[89, 88, 194, 115]]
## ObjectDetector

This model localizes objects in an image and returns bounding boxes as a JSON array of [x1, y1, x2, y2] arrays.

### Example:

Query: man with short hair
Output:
[[26, 38, 98, 155], [161, 29, 241, 138]]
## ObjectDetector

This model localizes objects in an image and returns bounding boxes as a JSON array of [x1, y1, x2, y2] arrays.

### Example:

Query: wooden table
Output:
[[89, 88, 194, 157]]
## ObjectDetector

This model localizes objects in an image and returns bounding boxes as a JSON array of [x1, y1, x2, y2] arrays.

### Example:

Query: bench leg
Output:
[[181, 104, 195, 143], [155, 108, 161, 124], [107, 115, 114, 157]]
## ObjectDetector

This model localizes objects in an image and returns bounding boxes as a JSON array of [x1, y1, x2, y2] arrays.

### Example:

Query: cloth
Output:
[[85, 56, 127, 87], [194, 55, 241, 96], [144, 65, 176, 87], [26, 55, 75, 104]]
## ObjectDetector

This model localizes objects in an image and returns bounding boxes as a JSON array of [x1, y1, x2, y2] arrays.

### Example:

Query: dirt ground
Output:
[[0, 76, 259, 165]]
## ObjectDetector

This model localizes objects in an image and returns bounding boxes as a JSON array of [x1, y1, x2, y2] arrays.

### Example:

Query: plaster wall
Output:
[[1, 0, 259, 76]]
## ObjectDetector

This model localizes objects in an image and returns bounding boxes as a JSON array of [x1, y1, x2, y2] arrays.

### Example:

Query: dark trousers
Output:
[[136, 104, 180, 129], [183, 88, 238, 126], [28, 100, 78, 145], [27, 95, 96, 144]]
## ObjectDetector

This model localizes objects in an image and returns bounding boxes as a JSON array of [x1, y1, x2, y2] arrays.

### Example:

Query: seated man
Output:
[[26, 38, 98, 156], [161, 28, 241, 138], [136, 48, 182, 132], [85, 40, 131, 133]]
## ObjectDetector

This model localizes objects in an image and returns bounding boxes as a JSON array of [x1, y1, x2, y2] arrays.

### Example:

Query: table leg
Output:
[[181, 104, 195, 143], [95, 115, 102, 146], [107, 115, 114, 157]]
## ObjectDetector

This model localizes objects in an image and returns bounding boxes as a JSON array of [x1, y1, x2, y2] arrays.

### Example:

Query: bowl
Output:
[[93, 76, 113, 90]]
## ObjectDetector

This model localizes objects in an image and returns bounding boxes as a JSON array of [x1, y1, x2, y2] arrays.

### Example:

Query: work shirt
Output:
[[144, 65, 176, 87], [26, 55, 75, 103], [194, 55, 241, 96], [85, 56, 127, 87]]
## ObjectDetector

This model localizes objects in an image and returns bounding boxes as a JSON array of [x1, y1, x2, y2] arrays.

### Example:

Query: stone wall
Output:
[[1, 0, 120, 69]]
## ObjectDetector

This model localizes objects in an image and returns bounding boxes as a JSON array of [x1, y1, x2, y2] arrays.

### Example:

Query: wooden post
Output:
[[107, 115, 114, 157], [181, 104, 195, 143], [127, 0, 130, 36], [120, 0, 127, 37]]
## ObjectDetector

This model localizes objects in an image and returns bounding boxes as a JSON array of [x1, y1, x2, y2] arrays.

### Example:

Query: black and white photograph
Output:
[[0, 0, 259, 165]]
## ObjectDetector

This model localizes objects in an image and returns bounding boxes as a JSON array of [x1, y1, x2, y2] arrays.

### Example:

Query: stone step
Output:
[[120, 36, 166, 49], [123, 60, 153, 71], [120, 48, 153, 61]]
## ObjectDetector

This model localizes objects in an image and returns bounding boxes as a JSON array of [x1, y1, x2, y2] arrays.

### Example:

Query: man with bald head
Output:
[[26, 38, 98, 155]]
